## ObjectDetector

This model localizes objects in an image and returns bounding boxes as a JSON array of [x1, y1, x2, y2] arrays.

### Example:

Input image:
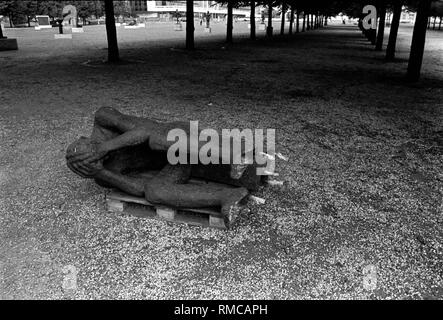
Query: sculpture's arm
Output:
[[79, 127, 151, 164], [97, 127, 151, 154], [67, 138, 144, 197]]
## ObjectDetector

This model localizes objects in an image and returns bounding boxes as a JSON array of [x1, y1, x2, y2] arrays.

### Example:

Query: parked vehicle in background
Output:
[[87, 18, 106, 25]]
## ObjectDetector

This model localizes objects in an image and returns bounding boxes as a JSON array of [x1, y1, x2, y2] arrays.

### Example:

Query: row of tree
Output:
[[214, 0, 442, 81], [1, 0, 440, 81], [427, 0, 443, 29], [100, 0, 440, 82], [355, 0, 441, 80], [214, 0, 441, 43], [0, 1, 132, 27]]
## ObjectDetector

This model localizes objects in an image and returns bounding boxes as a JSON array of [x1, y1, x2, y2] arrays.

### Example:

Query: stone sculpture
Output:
[[66, 107, 261, 226], [0, 16, 18, 51]]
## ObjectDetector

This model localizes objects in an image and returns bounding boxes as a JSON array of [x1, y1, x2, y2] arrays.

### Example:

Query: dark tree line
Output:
[[1, 0, 439, 80], [216, 0, 336, 42], [0, 1, 132, 27]]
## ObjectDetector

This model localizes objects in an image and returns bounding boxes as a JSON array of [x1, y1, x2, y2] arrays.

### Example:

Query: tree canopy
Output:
[[0, 0, 135, 26]]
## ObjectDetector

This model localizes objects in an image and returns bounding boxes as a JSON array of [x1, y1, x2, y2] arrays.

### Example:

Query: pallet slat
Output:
[[106, 190, 227, 229], [107, 198, 124, 212], [209, 216, 226, 228], [107, 190, 223, 217]]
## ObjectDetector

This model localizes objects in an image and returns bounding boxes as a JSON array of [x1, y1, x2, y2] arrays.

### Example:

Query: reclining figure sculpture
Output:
[[66, 107, 261, 227]]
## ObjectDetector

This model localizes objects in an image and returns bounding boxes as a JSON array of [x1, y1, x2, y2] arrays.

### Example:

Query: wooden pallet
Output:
[[106, 190, 228, 229]]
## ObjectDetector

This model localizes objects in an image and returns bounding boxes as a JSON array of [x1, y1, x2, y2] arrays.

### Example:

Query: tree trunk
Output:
[[386, 0, 402, 60], [407, 0, 432, 81], [227, 1, 233, 43], [9, 13, 13, 28], [432, 16, 436, 30], [364, 24, 377, 44], [104, 0, 120, 63], [267, 1, 273, 37], [0, 22, 4, 38], [289, 8, 295, 34], [311, 14, 314, 29], [439, 16, 442, 30], [325, 16, 328, 26], [250, 1, 256, 40], [186, 0, 194, 49], [296, 10, 300, 32], [280, 2, 286, 35], [375, 1, 387, 50], [95, 2, 99, 19], [306, 12, 310, 30], [302, 12, 306, 31]]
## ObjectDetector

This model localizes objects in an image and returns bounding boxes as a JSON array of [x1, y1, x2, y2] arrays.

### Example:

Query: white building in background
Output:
[[128, 1, 261, 20], [399, 8, 417, 24], [128, 1, 148, 13]]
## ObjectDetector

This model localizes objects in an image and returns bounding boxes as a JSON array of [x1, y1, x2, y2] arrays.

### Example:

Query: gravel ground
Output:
[[0, 22, 442, 300]]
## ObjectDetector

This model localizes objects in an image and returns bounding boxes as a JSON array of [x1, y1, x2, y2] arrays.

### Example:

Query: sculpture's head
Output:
[[66, 137, 103, 178], [66, 136, 92, 157]]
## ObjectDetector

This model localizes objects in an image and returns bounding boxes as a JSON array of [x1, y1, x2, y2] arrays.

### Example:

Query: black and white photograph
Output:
[[0, 0, 442, 305]]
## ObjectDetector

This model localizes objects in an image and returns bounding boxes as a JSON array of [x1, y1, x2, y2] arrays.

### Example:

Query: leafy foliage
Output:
[[0, 0, 136, 26]]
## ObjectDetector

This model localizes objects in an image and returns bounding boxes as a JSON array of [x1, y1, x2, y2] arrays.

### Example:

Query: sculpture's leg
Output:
[[144, 165, 249, 226], [93, 107, 142, 133], [95, 169, 145, 197], [91, 119, 119, 143]]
